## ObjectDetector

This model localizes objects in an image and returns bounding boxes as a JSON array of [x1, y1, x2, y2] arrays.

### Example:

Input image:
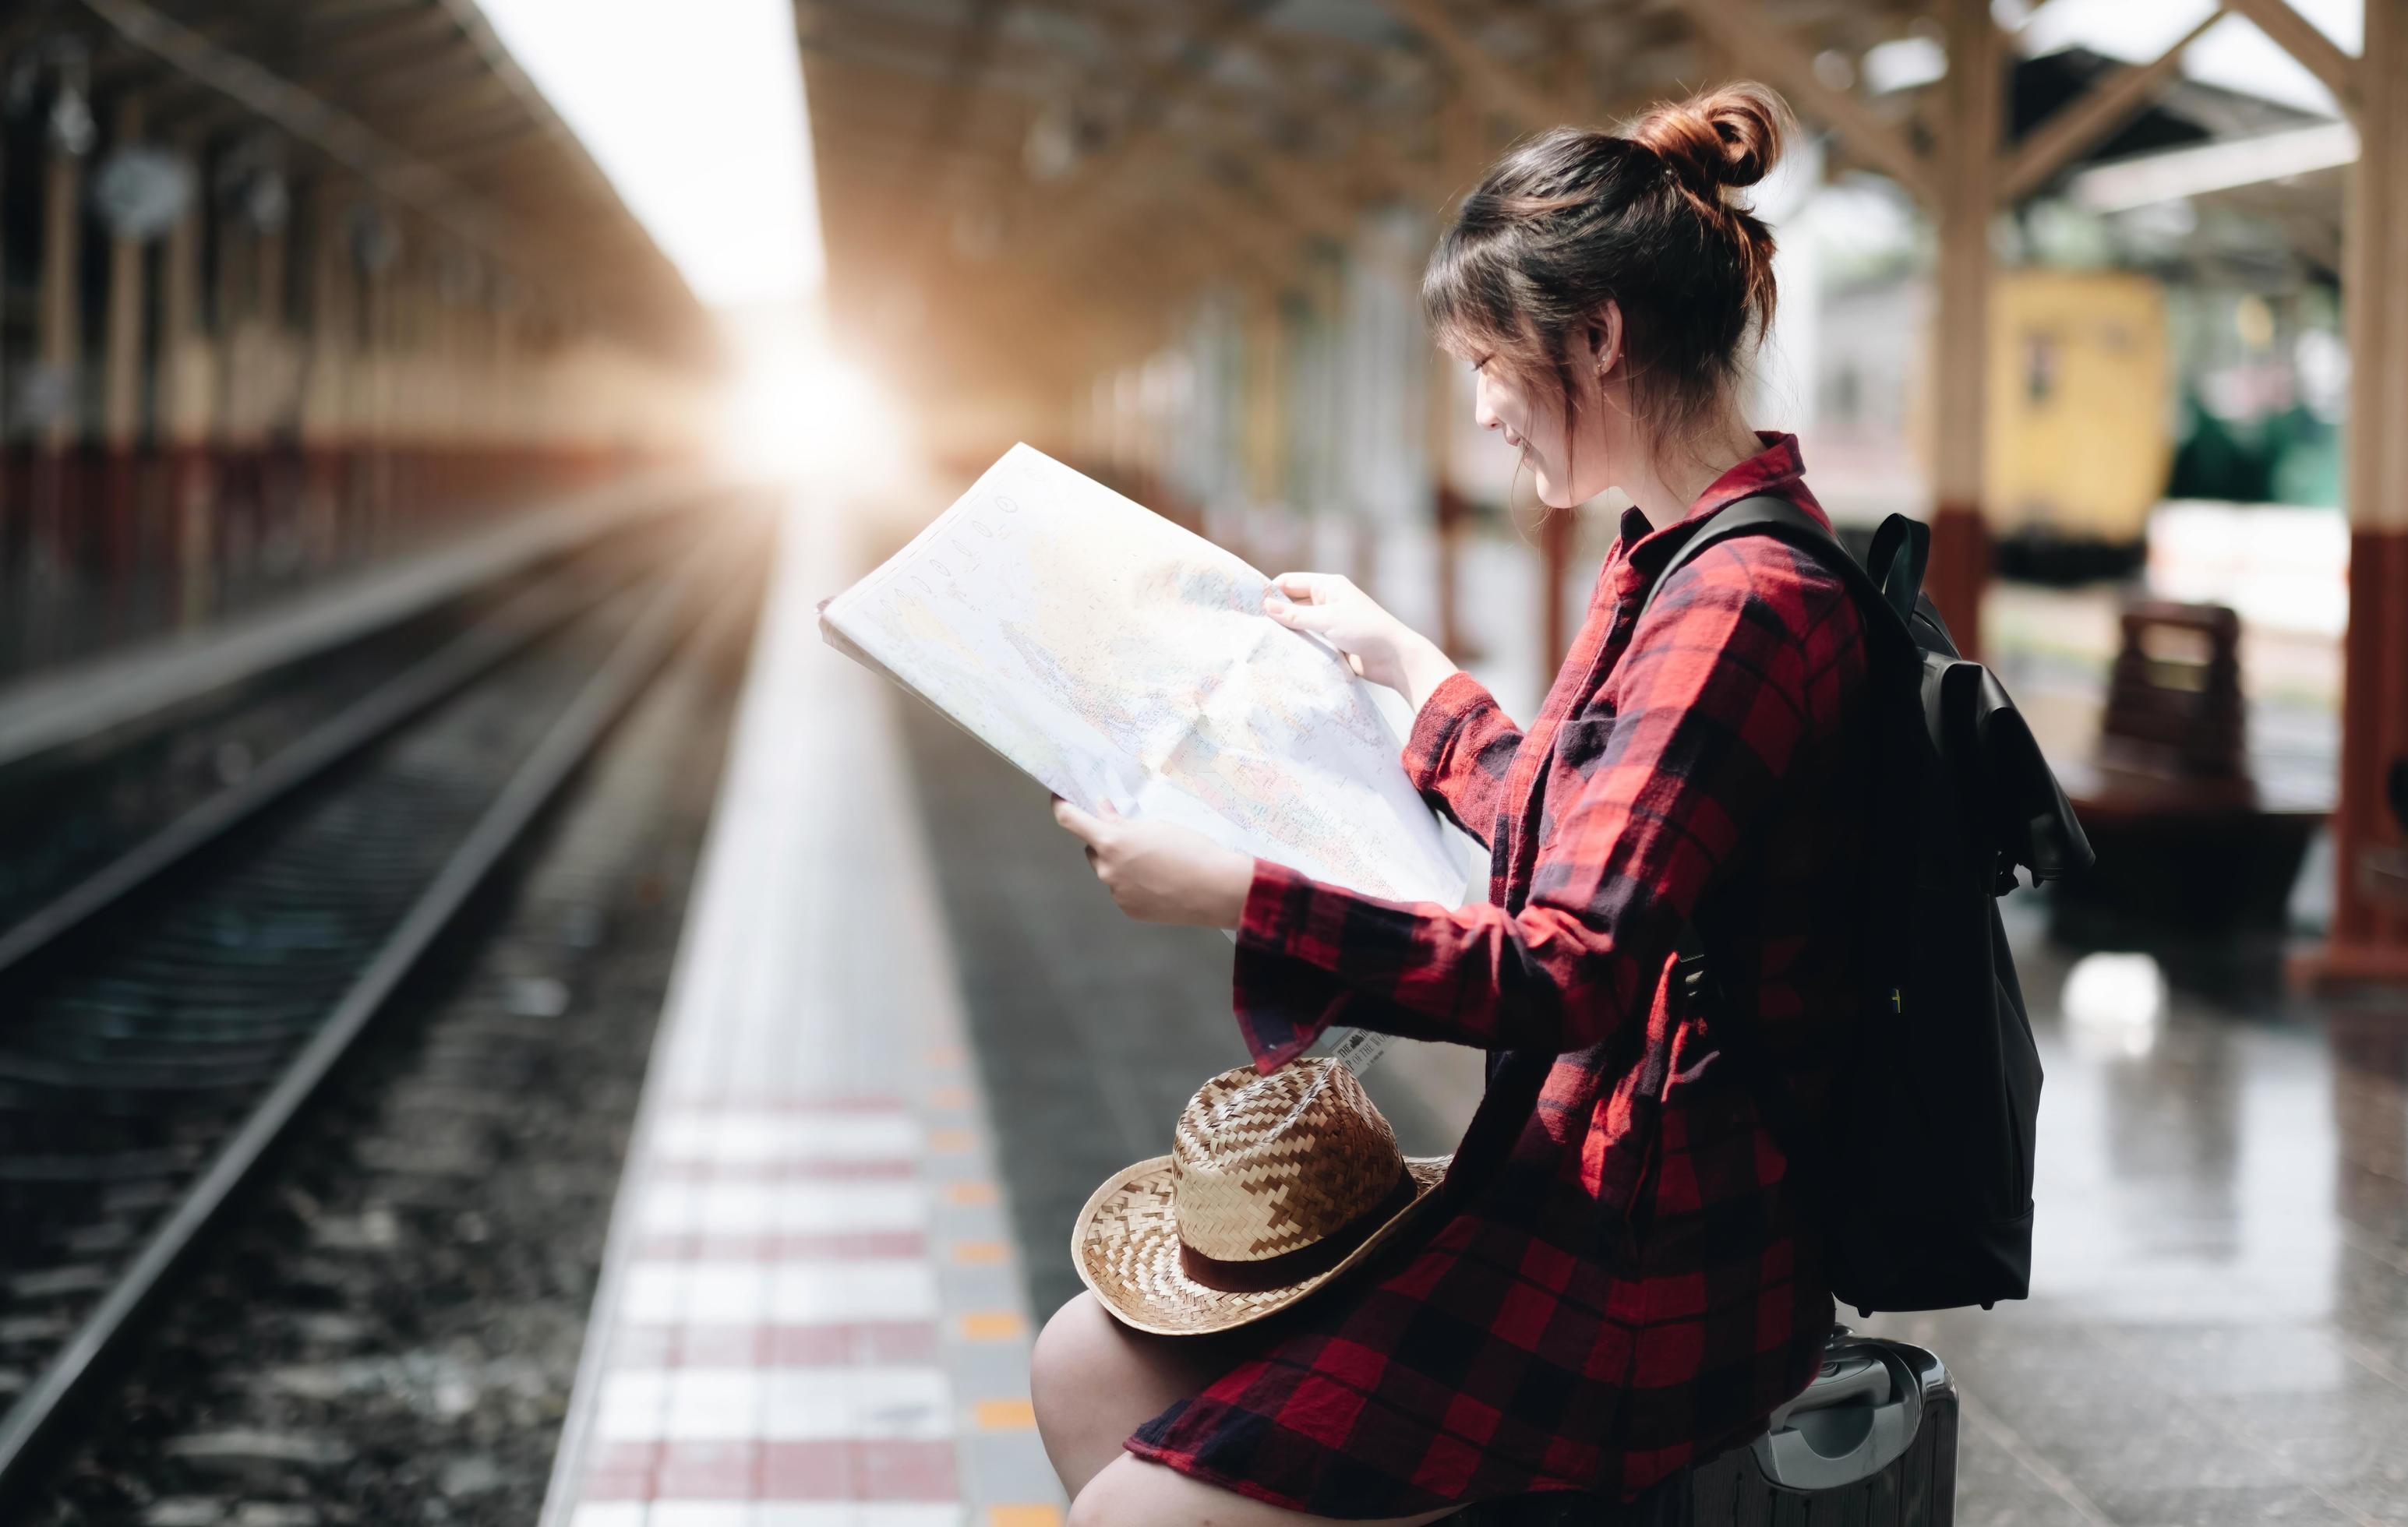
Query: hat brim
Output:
[[1071, 1155, 1450, 1337]]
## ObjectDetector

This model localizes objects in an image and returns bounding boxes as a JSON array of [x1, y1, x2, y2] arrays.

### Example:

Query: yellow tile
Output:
[[952, 1240, 1011, 1264], [930, 1085, 974, 1109], [945, 1180, 999, 1206], [960, 1310, 1026, 1340], [930, 1128, 976, 1153], [989, 1508, 1063, 1527], [975, 1398, 1038, 1430]]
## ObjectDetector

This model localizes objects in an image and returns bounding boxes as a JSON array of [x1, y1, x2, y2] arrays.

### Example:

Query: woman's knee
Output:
[[1065, 1455, 1188, 1527], [1031, 1292, 1154, 1495], [1031, 1292, 1117, 1421], [1068, 1454, 1458, 1527]]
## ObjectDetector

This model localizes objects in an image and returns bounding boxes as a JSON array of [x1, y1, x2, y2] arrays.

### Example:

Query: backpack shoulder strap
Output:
[[1637, 495, 1919, 661], [1636, 494, 1833, 626]]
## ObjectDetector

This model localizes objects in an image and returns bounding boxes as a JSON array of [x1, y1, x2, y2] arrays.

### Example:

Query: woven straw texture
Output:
[[1074, 1059, 1448, 1336]]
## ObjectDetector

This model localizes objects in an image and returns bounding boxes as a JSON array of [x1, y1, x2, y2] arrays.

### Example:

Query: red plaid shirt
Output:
[[1128, 434, 1873, 1516]]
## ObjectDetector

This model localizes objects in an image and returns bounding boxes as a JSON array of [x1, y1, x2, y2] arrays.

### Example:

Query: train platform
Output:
[[0, 472, 715, 774], [542, 498, 2408, 1527], [540, 504, 1064, 1526]]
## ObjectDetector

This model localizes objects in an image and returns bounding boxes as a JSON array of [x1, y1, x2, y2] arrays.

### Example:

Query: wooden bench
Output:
[[2049, 599, 2325, 945], [2356, 760, 2408, 912]]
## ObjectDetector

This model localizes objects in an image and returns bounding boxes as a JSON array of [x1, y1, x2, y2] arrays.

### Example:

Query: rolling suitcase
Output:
[[1457, 1328, 1958, 1526]]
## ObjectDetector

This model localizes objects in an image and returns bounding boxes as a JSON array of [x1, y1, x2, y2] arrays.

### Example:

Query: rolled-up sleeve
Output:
[[1400, 670, 1523, 850], [1230, 547, 1831, 1073]]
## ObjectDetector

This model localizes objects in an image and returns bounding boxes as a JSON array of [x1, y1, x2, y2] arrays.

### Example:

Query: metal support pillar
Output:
[[255, 217, 293, 548], [1928, 0, 2003, 657], [0, 116, 11, 567], [1241, 287, 1287, 570], [35, 132, 86, 570], [102, 98, 148, 573], [1429, 339, 1469, 661], [299, 180, 355, 566], [162, 179, 215, 624], [2319, 0, 2408, 982], [361, 250, 394, 545], [1540, 498, 1576, 670]]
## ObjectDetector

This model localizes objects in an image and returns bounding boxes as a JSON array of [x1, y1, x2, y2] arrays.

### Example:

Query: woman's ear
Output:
[[1590, 299, 1626, 378]]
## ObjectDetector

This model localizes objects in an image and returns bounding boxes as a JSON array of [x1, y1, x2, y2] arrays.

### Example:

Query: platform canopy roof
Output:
[[798, 0, 2364, 447], [9, 0, 710, 364], [796, 0, 1937, 414]]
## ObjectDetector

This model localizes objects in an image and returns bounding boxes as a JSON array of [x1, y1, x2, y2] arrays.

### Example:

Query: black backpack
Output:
[[1637, 495, 2094, 1316]]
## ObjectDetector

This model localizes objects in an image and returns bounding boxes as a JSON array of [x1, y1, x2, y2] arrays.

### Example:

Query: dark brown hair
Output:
[[1423, 83, 1792, 460]]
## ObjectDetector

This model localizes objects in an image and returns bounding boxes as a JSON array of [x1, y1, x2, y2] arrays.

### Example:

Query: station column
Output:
[[1926, 0, 2003, 658], [163, 146, 217, 623], [2322, 0, 2408, 982], [36, 103, 88, 570], [101, 98, 149, 571]]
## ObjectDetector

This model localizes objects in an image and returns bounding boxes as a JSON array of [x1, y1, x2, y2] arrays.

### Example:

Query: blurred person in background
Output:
[[1040, 84, 1879, 1525]]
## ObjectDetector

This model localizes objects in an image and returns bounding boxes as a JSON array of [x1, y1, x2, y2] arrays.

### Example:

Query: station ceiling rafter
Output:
[[797, 0, 1934, 397], [11, 0, 712, 366]]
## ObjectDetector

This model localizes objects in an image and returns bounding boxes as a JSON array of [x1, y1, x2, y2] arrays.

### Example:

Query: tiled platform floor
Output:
[[540, 504, 1062, 1527]]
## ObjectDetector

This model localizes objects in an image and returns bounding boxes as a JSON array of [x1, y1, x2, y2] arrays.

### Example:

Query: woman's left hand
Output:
[[1051, 796, 1254, 927]]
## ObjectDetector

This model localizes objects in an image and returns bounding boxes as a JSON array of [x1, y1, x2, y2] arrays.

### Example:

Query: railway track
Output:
[[0, 503, 702, 959], [0, 499, 766, 1510]]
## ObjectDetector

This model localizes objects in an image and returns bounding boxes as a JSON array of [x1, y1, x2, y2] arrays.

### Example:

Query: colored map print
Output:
[[822, 443, 1465, 909]]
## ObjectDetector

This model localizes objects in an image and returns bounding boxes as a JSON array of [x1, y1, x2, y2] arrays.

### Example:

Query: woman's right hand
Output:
[[1263, 573, 1460, 711]]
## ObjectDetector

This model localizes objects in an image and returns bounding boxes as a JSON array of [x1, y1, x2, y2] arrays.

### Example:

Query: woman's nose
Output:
[[1473, 376, 1500, 432]]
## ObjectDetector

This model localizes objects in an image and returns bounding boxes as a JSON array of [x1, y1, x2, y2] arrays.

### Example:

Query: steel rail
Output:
[[0, 478, 709, 774], [0, 552, 643, 984], [0, 521, 747, 1506]]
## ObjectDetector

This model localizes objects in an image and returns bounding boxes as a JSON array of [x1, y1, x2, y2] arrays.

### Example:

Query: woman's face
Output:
[[1467, 316, 1622, 509]]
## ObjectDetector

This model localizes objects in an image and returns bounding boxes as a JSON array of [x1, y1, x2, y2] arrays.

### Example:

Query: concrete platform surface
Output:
[[0, 472, 719, 772], [540, 504, 1062, 1527]]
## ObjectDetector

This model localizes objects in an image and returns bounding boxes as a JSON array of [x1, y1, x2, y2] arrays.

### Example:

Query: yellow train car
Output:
[[1985, 269, 2173, 578]]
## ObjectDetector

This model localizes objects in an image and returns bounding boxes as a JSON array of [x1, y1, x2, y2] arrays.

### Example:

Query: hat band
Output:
[[1177, 1167, 1417, 1293]]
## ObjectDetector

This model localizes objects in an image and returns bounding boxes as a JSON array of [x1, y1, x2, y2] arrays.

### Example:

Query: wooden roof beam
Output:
[[417, 117, 546, 172], [2219, 0, 2358, 118], [1057, 152, 1296, 294], [1229, 37, 1452, 208], [1066, 1, 1282, 192], [1680, 0, 1938, 204], [947, 0, 1280, 278], [302, 5, 457, 55], [796, 4, 1071, 93], [1998, 5, 2225, 203], [1368, 0, 1587, 136], [295, 33, 481, 101]]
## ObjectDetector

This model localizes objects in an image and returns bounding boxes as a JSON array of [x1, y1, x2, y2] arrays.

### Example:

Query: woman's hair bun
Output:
[[1627, 83, 1792, 193]]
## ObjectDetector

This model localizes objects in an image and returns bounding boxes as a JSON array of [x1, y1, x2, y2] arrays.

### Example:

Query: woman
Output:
[[1039, 83, 1873, 1525]]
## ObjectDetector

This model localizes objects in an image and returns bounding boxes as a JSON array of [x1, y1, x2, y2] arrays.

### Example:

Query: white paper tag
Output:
[[1328, 1028, 1393, 1076]]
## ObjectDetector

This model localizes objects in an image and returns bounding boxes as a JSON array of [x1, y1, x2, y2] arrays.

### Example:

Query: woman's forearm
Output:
[[1396, 633, 1461, 715]]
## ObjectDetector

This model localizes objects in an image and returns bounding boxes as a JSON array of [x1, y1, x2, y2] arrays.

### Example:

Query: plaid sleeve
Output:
[[1232, 543, 1833, 1072], [1400, 669, 1523, 850]]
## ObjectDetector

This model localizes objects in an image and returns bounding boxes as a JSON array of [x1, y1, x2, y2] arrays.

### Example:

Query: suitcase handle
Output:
[[1750, 1340, 1923, 1492]]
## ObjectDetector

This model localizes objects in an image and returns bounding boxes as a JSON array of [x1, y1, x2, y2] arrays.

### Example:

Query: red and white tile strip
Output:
[[541, 506, 1064, 1527]]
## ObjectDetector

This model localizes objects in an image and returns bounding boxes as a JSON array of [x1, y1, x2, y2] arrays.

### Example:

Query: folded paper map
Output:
[[819, 443, 1467, 914]]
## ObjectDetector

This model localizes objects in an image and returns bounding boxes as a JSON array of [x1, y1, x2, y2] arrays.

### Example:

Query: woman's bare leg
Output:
[[1068, 1454, 1458, 1527], [1030, 1292, 1257, 1497], [1033, 1292, 1460, 1525]]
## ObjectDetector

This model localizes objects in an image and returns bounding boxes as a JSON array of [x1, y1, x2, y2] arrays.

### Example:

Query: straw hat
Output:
[[1072, 1057, 1449, 1336]]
